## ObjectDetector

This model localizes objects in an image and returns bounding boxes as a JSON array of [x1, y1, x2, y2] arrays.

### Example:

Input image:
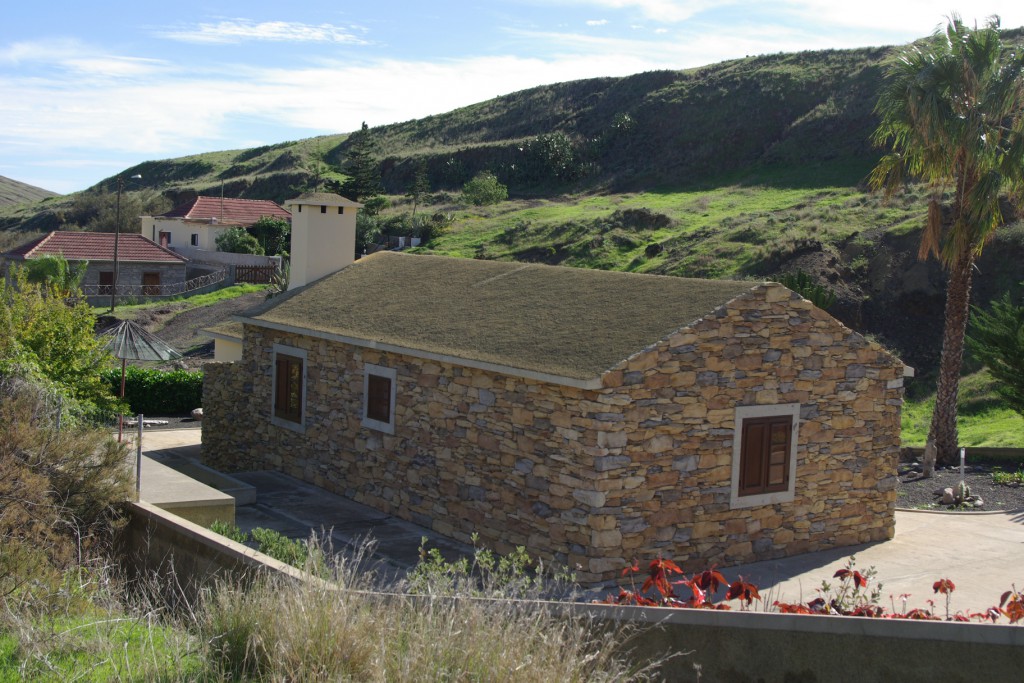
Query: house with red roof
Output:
[[2, 231, 188, 301], [140, 196, 291, 252]]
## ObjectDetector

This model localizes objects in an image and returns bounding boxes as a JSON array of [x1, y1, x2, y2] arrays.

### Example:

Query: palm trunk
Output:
[[926, 246, 975, 469]]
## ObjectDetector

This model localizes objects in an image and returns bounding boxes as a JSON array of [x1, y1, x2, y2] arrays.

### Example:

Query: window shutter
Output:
[[739, 415, 792, 496]]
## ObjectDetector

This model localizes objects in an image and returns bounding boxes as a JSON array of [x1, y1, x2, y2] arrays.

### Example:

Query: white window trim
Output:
[[362, 363, 397, 434], [270, 343, 307, 434], [729, 403, 801, 510]]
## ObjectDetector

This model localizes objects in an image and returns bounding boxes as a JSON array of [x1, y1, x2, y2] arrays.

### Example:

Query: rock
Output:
[[940, 488, 956, 505], [973, 497, 984, 508], [191, 407, 203, 421]]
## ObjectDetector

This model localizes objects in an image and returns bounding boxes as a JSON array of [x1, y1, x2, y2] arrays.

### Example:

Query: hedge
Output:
[[101, 366, 202, 415]]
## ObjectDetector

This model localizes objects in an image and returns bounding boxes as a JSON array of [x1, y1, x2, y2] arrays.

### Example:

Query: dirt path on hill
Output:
[[99, 291, 268, 370]]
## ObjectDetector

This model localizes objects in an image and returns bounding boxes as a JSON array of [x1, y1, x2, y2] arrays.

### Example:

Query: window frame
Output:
[[729, 403, 800, 509], [270, 344, 307, 433], [362, 363, 397, 434], [190, 233, 199, 246]]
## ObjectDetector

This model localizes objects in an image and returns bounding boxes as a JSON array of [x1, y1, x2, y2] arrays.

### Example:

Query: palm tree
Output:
[[870, 15, 1024, 474]]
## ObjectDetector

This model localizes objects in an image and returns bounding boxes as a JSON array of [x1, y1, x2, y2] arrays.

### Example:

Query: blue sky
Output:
[[3, 1, 1022, 194]]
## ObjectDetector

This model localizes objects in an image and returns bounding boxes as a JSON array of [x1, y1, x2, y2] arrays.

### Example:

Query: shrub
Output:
[[101, 366, 202, 415], [775, 270, 837, 310], [967, 292, 1024, 416], [215, 227, 264, 255], [0, 375, 132, 602], [462, 171, 508, 206]]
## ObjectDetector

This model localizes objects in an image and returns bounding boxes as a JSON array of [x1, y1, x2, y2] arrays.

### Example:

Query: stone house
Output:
[[140, 196, 291, 251], [203, 200, 908, 583], [2, 231, 187, 300]]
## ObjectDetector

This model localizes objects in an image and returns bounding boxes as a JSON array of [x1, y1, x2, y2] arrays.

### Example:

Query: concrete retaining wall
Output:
[[119, 501, 303, 598], [121, 502, 1024, 682], [171, 245, 282, 269]]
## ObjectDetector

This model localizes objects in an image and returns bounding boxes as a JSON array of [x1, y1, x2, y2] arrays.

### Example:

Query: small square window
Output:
[[362, 364, 396, 434], [730, 404, 800, 509]]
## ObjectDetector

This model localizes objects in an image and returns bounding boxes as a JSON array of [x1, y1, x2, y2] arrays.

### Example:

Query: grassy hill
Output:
[[3, 28, 1023, 376], [0, 175, 58, 207]]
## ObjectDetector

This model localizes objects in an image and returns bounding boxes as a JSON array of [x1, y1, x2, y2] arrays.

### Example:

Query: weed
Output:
[[991, 467, 1024, 486]]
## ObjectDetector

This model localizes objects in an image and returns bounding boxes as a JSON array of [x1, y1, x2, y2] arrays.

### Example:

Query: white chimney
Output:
[[284, 192, 363, 290]]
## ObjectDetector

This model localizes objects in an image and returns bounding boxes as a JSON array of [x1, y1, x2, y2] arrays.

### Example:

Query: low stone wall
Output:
[[589, 603, 1024, 682]]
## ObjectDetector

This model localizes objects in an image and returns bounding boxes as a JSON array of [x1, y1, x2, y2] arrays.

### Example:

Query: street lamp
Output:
[[110, 174, 142, 312]]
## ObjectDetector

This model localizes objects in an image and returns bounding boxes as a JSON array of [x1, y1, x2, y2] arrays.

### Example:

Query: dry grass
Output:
[[196, 547, 659, 682]]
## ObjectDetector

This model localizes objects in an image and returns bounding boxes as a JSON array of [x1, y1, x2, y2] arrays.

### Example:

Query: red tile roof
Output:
[[159, 196, 291, 225], [4, 231, 187, 263]]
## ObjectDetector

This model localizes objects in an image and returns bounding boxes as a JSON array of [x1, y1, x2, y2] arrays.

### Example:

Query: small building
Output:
[[141, 196, 291, 251], [202, 198, 908, 583], [2, 231, 187, 300]]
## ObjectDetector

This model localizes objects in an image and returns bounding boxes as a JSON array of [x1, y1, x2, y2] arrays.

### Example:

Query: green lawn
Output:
[[91, 283, 268, 318], [901, 371, 1024, 448]]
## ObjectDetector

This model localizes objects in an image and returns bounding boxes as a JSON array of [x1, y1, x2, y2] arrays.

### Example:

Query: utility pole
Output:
[[110, 174, 142, 312]]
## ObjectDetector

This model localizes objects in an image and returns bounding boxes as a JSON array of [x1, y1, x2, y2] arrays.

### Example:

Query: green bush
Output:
[[101, 366, 202, 415], [462, 171, 508, 206]]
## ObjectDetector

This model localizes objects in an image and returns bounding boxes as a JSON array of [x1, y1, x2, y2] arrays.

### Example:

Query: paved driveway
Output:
[[139, 428, 1024, 610]]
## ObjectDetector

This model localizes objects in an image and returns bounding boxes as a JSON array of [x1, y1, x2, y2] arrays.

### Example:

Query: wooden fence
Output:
[[235, 264, 278, 284]]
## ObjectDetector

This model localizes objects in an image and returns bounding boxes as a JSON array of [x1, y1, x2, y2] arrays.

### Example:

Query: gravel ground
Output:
[[898, 461, 1024, 512]]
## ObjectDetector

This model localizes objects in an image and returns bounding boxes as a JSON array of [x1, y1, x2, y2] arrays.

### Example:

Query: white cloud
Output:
[[555, 1, 728, 23], [159, 19, 368, 45], [586, 19, 609, 26]]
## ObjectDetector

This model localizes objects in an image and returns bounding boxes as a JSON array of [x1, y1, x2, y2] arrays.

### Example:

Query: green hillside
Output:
[[0, 175, 58, 207]]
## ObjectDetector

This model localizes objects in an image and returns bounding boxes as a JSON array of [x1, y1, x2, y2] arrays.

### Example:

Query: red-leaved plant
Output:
[[601, 555, 1023, 624]]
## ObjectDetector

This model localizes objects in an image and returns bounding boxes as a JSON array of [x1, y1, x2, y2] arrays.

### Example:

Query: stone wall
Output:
[[203, 284, 904, 583], [82, 262, 187, 290]]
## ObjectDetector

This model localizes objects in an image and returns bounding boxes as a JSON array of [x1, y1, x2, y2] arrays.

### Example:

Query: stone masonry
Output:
[[203, 283, 904, 584]]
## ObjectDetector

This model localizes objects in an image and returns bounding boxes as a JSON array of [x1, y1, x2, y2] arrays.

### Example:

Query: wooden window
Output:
[[739, 416, 792, 496], [362, 364, 397, 434], [366, 374, 391, 423], [274, 353, 304, 424], [142, 272, 160, 295], [159, 231, 171, 246], [190, 233, 199, 246], [98, 271, 114, 295]]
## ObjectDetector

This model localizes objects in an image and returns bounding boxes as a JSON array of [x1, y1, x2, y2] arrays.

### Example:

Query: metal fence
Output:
[[82, 269, 227, 298]]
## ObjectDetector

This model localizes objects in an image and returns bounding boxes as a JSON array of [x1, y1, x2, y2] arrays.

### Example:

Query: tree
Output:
[[966, 292, 1024, 416], [341, 122, 383, 202], [870, 15, 1024, 472], [24, 254, 87, 296], [0, 267, 119, 420], [407, 159, 431, 222], [216, 227, 264, 255], [249, 216, 291, 257], [462, 171, 508, 206]]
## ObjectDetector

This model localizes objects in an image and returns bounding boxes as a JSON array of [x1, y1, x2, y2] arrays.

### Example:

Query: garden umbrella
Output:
[[100, 320, 182, 441]]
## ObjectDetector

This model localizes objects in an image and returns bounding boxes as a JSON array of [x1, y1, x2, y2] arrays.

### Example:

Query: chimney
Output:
[[284, 192, 363, 290]]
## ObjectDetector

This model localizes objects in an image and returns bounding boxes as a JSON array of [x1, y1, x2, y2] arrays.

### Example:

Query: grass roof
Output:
[[203, 321, 244, 341], [243, 252, 756, 380]]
